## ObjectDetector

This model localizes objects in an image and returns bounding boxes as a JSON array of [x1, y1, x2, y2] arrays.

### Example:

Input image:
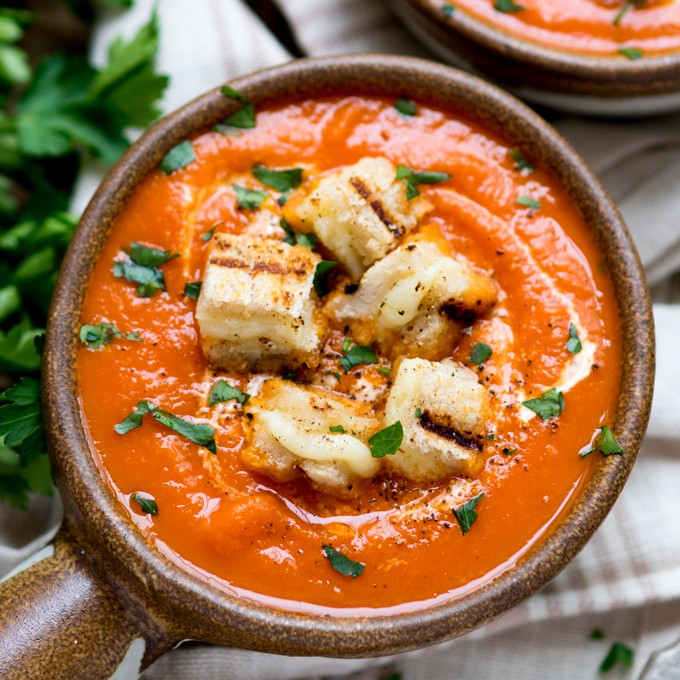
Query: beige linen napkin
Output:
[[4, 1, 680, 678]]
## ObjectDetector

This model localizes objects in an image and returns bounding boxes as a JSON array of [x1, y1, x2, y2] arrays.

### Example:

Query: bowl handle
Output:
[[0, 528, 175, 678]]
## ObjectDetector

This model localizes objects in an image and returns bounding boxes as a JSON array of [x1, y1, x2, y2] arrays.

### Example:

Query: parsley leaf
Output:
[[396, 165, 452, 199], [340, 343, 378, 372], [219, 85, 255, 129], [522, 389, 565, 421], [280, 218, 317, 249], [79, 322, 120, 349], [368, 421, 403, 458], [395, 98, 417, 116], [115, 400, 217, 453], [208, 380, 250, 406], [581, 426, 624, 458], [113, 242, 178, 297], [516, 195, 541, 210], [131, 492, 158, 515], [252, 164, 303, 192], [600, 642, 634, 672], [442, 4, 455, 17], [129, 242, 179, 267], [160, 140, 195, 174], [233, 184, 267, 209], [470, 342, 492, 365], [313, 260, 338, 297], [453, 492, 484, 534], [494, 0, 525, 11], [0, 377, 46, 460], [619, 46, 643, 60], [566, 323, 582, 354], [329, 425, 346, 433], [509, 148, 534, 174], [322, 544, 365, 578], [184, 281, 202, 299], [590, 628, 606, 640]]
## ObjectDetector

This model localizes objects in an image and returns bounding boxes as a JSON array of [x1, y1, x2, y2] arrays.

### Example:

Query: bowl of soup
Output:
[[388, 0, 680, 116], [0, 55, 653, 677]]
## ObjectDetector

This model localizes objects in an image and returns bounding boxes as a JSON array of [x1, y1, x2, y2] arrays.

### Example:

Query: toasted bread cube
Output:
[[384, 358, 489, 482], [283, 157, 431, 280], [328, 239, 498, 360], [196, 234, 322, 371], [244, 379, 381, 496]]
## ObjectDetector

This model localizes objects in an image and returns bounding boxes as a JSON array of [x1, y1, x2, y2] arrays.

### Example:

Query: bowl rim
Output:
[[404, 0, 680, 78], [43, 53, 655, 656]]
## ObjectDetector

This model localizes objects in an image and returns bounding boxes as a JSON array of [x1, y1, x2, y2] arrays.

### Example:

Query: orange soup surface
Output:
[[77, 96, 621, 615], [449, 0, 680, 56]]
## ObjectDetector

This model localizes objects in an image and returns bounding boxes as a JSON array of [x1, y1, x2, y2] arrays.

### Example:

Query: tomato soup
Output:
[[76, 95, 621, 615], [449, 0, 680, 57]]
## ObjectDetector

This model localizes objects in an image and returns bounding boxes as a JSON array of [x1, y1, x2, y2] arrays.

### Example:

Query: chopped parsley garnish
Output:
[[470, 342, 492, 365], [184, 281, 202, 299], [233, 184, 268, 209], [322, 544, 365, 578], [566, 323, 582, 354], [442, 3, 455, 17], [613, 1, 644, 27], [377, 366, 392, 375], [600, 642, 634, 672], [79, 323, 142, 348], [453, 492, 484, 534], [201, 227, 216, 242], [580, 426, 624, 458], [341, 337, 352, 354], [329, 425, 346, 434], [115, 400, 217, 453], [340, 343, 378, 372], [516, 195, 541, 210], [279, 218, 316, 249], [522, 388, 564, 421], [368, 421, 403, 458], [79, 322, 120, 349], [129, 243, 179, 268], [208, 380, 250, 406], [252, 164, 303, 192], [313, 260, 339, 297], [502, 447, 517, 456], [415, 407, 423, 418], [494, 0, 525, 11], [159, 140, 195, 174], [509, 148, 534, 174], [131, 492, 158, 515], [395, 98, 417, 116], [396, 165, 452, 199], [590, 628, 606, 640], [619, 46, 643, 60], [486, 433, 495, 441], [113, 242, 179, 298], [219, 85, 256, 129]]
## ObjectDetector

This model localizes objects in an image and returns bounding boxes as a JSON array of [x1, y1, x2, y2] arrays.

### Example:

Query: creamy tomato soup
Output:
[[76, 94, 621, 614], [449, 0, 680, 57]]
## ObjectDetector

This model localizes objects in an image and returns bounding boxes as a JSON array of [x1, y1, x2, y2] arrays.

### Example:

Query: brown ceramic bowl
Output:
[[388, 0, 680, 116], [0, 55, 654, 678]]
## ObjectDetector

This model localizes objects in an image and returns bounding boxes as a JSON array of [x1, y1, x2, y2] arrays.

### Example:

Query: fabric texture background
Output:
[[4, 1, 680, 678]]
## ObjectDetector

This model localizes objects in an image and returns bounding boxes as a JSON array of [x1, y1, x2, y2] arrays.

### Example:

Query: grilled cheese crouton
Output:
[[384, 358, 490, 482], [196, 233, 323, 371], [244, 379, 381, 496], [328, 239, 498, 360], [283, 157, 431, 280]]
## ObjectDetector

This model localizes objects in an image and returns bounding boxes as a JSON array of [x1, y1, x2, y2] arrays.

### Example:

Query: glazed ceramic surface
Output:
[[0, 55, 654, 679], [389, 0, 680, 116]]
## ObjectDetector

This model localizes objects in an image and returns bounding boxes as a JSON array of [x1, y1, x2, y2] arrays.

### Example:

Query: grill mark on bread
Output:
[[418, 411, 483, 452], [209, 257, 309, 276], [349, 176, 402, 237]]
